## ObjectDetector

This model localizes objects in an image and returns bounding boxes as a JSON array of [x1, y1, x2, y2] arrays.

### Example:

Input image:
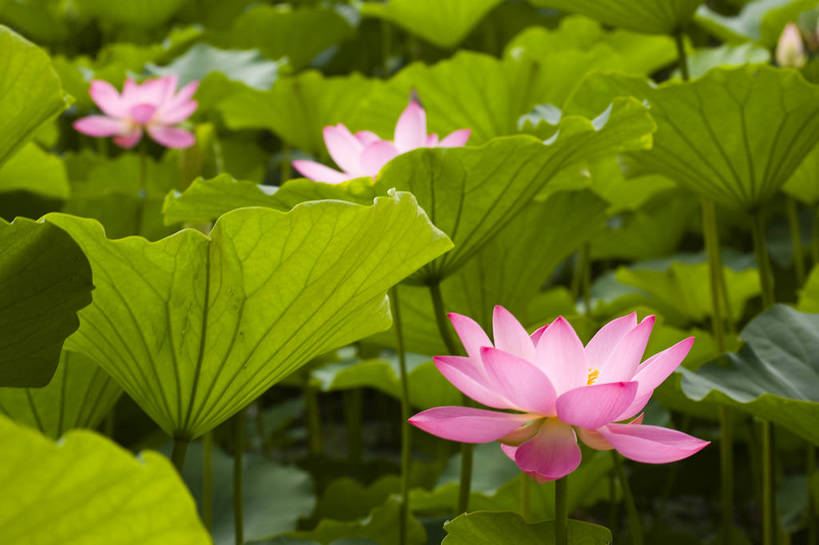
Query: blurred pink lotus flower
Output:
[[410, 308, 709, 482], [292, 100, 471, 184], [776, 23, 807, 68], [74, 75, 198, 149]]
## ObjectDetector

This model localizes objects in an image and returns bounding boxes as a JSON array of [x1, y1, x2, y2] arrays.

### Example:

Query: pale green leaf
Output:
[[76, 0, 187, 28], [361, 0, 503, 49], [0, 219, 93, 387], [529, 0, 704, 34], [49, 192, 452, 439], [675, 43, 771, 79], [0, 142, 69, 200], [0, 415, 211, 545], [0, 351, 121, 438], [0, 26, 68, 167], [695, 0, 817, 47], [442, 511, 612, 545], [798, 265, 819, 312], [784, 144, 819, 205], [568, 65, 819, 209]]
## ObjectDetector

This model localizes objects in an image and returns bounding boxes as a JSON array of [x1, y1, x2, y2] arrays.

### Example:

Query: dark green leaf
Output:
[[442, 511, 612, 545]]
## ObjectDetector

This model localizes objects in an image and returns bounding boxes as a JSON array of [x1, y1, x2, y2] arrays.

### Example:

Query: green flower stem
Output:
[[613, 452, 643, 545], [675, 31, 689, 81], [555, 476, 568, 545], [570, 245, 592, 313], [171, 438, 189, 472], [808, 444, 817, 545], [233, 409, 245, 545], [343, 390, 363, 462], [761, 420, 773, 545], [608, 470, 620, 531], [520, 474, 531, 522], [381, 18, 392, 76], [428, 279, 473, 514], [135, 145, 148, 236], [104, 409, 115, 438], [280, 144, 290, 183], [786, 198, 806, 285], [304, 379, 323, 456], [202, 431, 214, 531], [751, 211, 775, 308], [391, 287, 411, 545], [701, 199, 735, 543]]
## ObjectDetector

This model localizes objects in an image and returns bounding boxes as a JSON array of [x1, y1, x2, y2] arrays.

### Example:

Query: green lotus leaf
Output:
[[0, 142, 69, 200], [48, 191, 452, 439], [360, 0, 503, 49], [567, 65, 819, 210], [163, 174, 282, 226], [798, 265, 819, 312], [214, 5, 354, 70], [615, 261, 760, 325], [528, 0, 703, 34], [0, 351, 121, 438], [505, 16, 677, 77], [286, 497, 426, 545], [784, 144, 819, 205], [0, 26, 68, 167], [0, 218, 93, 387], [174, 442, 315, 545], [442, 511, 612, 545], [219, 71, 374, 157], [680, 305, 819, 445], [375, 100, 653, 282], [75, 0, 187, 28], [0, 415, 210, 545], [371, 189, 608, 354], [695, 0, 816, 47]]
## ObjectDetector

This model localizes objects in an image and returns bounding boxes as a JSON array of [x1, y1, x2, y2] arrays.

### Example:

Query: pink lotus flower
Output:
[[410, 308, 709, 482], [292, 100, 471, 184], [73, 75, 198, 149]]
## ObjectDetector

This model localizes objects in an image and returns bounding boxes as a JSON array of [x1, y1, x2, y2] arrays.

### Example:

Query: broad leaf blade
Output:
[[442, 511, 612, 544], [49, 192, 452, 438], [0, 415, 211, 545], [0, 219, 93, 387], [0, 26, 68, 167], [529, 0, 703, 34]]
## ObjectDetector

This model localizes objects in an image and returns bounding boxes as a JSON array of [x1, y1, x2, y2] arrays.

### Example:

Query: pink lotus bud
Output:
[[776, 23, 807, 68]]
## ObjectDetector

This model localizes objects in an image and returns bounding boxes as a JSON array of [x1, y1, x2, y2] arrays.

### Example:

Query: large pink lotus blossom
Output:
[[410, 308, 709, 482], [292, 100, 471, 184], [73, 75, 198, 149]]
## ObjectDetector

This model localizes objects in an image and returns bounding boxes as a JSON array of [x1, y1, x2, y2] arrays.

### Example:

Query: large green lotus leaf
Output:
[[584, 157, 678, 214], [146, 43, 283, 91], [0, 142, 69, 200], [529, 0, 703, 34], [442, 512, 612, 545], [287, 497, 426, 545], [680, 305, 819, 444], [219, 71, 374, 157], [374, 100, 653, 282], [798, 265, 819, 312], [312, 353, 461, 410], [214, 5, 354, 70], [0, 26, 68, 167], [615, 261, 760, 325], [173, 442, 314, 545], [49, 192, 452, 439], [695, 0, 817, 47], [0, 219, 93, 387], [370, 189, 609, 354], [505, 17, 677, 77], [0, 350, 121, 438], [567, 65, 819, 210], [75, 0, 187, 27], [360, 0, 503, 49], [163, 174, 282, 226], [0, 415, 210, 545], [784, 144, 819, 205]]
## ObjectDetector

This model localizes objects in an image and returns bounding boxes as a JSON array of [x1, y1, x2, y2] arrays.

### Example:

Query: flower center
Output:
[[587, 368, 599, 385]]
